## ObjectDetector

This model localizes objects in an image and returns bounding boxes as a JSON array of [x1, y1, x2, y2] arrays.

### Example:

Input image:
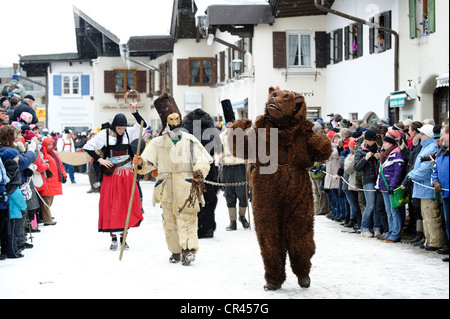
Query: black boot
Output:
[[120, 237, 129, 250], [110, 237, 118, 251], [239, 216, 249, 229], [226, 220, 237, 231]]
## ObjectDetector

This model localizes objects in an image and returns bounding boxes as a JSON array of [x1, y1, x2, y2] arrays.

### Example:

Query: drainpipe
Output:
[[314, 0, 399, 91]]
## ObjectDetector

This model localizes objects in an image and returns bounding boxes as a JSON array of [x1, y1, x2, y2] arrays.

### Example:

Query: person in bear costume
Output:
[[229, 87, 332, 290]]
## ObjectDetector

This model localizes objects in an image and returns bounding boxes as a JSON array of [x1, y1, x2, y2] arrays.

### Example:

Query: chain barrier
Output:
[[204, 180, 250, 187]]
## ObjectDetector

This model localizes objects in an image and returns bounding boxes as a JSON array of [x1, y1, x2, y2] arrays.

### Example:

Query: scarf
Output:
[[380, 143, 397, 164], [42, 138, 63, 182]]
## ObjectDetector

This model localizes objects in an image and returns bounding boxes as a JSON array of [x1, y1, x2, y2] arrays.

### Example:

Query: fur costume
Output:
[[229, 87, 332, 289], [137, 94, 213, 264], [182, 108, 219, 238]]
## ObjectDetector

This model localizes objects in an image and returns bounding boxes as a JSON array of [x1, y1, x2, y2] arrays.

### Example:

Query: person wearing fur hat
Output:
[[219, 99, 250, 231], [83, 103, 146, 250], [134, 92, 213, 265]]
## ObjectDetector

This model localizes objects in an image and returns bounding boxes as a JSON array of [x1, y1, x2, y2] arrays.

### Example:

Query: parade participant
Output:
[[219, 99, 249, 231], [133, 92, 213, 265], [83, 103, 145, 250], [57, 129, 76, 183], [229, 87, 332, 290], [182, 108, 219, 238]]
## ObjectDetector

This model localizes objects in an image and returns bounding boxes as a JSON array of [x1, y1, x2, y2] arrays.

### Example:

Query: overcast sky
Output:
[[0, 0, 269, 68]]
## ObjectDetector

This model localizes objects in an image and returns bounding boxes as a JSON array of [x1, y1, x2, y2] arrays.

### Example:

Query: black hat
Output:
[[364, 129, 377, 141], [221, 99, 235, 123], [154, 92, 182, 130], [24, 95, 35, 101]]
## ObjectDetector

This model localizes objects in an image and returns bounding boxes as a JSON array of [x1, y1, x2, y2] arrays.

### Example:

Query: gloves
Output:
[[62, 177, 67, 184], [388, 189, 394, 195]]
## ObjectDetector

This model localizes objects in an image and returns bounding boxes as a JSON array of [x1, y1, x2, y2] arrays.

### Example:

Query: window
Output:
[[189, 58, 214, 86], [288, 33, 313, 68], [114, 70, 136, 93], [370, 11, 392, 54], [61, 74, 81, 96], [333, 29, 343, 64], [345, 23, 363, 60]]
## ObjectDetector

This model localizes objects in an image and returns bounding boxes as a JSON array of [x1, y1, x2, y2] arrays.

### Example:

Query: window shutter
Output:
[[136, 70, 147, 93], [409, 0, 417, 39], [53, 75, 61, 96], [382, 11, 392, 50], [177, 59, 189, 86], [273, 32, 286, 68], [104, 71, 115, 93], [344, 26, 350, 60], [220, 51, 225, 82], [314, 31, 330, 68], [81, 75, 90, 96], [212, 57, 217, 85], [427, 0, 435, 33], [334, 29, 343, 64], [369, 17, 375, 54], [356, 23, 363, 58], [149, 70, 155, 97]]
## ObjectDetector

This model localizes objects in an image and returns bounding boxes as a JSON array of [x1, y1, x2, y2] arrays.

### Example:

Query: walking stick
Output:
[[245, 160, 251, 229], [119, 120, 144, 261]]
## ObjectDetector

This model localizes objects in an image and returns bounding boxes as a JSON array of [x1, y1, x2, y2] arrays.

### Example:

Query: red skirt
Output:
[[98, 167, 143, 233]]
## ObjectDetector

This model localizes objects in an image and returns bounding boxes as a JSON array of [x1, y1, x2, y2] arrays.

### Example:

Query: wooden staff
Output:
[[245, 160, 251, 229], [120, 120, 144, 261]]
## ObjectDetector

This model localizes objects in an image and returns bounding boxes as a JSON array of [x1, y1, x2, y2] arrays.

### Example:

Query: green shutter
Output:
[[409, 0, 416, 39], [427, 0, 436, 33]]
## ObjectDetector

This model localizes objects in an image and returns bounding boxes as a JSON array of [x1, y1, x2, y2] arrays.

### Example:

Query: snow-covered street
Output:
[[0, 173, 448, 299]]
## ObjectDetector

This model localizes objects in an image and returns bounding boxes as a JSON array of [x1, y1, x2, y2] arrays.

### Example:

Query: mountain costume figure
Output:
[[229, 87, 332, 290], [83, 103, 146, 250], [133, 92, 213, 265]]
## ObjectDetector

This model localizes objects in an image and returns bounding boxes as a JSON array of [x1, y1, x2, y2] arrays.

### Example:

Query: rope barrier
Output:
[[319, 170, 449, 193]]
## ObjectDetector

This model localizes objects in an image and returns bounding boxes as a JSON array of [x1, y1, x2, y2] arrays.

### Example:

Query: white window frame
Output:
[[287, 32, 315, 69], [61, 73, 81, 97]]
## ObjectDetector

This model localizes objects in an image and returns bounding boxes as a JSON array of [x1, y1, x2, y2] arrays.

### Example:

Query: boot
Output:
[[181, 249, 196, 266], [226, 207, 237, 231], [264, 283, 281, 291], [120, 237, 129, 250], [226, 220, 237, 231], [238, 206, 249, 229], [110, 237, 118, 251], [406, 232, 424, 244], [169, 253, 181, 263], [239, 216, 249, 229]]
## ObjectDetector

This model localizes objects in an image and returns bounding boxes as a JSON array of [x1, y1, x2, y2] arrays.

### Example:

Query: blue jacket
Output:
[[9, 187, 27, 219], [432, 151, 449, 199], [408, 138, 439, 199], [0, 146, 35, 185]]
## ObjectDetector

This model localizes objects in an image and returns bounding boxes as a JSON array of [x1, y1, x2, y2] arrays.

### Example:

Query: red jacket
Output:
[[33, 152, 50, 192], [39, 138, 67, 197]]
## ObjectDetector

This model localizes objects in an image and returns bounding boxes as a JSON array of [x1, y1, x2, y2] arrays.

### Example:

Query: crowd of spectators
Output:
[[310, 117, 449, 262]]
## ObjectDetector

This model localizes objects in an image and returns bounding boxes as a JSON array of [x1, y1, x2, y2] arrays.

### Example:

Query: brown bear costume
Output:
[[229, 87, 332, 290]]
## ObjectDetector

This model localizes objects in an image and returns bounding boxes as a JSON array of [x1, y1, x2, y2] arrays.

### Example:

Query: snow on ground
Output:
[[0, 173, 448, 299]]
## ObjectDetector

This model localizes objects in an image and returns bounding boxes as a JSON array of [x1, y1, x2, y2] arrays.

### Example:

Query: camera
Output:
[[420, 153, 437, 162]]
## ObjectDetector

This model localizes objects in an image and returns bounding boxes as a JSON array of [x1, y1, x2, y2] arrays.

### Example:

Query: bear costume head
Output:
[[264, 86, 306, 128]]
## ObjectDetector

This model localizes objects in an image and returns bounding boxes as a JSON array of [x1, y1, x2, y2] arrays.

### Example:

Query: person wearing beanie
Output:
[[133, 92, 213, 266], [406, 124, 444, 250], [377, 131, 406, 242], [354, 130, 383, 238], [84, 102, 146, 251]]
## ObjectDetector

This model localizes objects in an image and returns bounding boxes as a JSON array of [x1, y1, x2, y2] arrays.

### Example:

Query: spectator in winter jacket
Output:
[[0, 148, 27, 258], [39, 138, 67, 226], [354, 129, 382, 238], [407, 124, 444, 250], [377, 131, 405, 242], [432, 119, 449, 262], [324, 133, 345, 221], [0, 158, 9, 260]]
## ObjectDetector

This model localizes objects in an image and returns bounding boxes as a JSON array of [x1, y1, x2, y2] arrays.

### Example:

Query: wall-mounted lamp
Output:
[[231, 59, 243, 74]]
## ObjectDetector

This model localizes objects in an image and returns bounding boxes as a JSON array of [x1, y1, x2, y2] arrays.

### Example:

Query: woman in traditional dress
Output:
[[83, 103, 146, 250]]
